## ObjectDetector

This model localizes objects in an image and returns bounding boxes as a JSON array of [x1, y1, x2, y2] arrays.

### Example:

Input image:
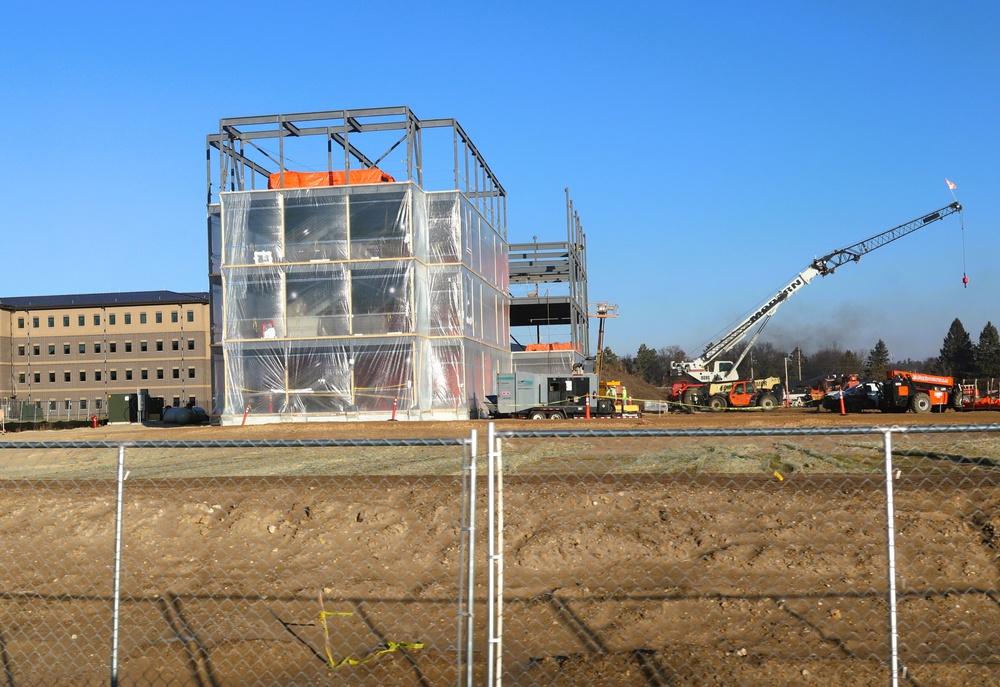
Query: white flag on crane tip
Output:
[[946, 178, 957, 190]]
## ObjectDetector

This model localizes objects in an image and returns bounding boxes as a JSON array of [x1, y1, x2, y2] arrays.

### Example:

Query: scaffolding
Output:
[[206, 108, 510, 423], [508, 189, 590, 374]]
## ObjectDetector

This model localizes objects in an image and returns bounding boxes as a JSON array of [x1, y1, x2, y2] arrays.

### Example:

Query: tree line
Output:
[[605, 318, 1000, 388]]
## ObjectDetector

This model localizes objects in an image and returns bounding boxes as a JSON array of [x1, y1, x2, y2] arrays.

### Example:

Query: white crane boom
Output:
[[671, 201, 963, 383]]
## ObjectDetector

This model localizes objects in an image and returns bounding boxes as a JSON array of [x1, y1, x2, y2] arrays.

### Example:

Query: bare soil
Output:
[[0, 409, 997, 685]]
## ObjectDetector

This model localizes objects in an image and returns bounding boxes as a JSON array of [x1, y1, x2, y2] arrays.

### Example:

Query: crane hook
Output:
[[963, 273, 969, 288]]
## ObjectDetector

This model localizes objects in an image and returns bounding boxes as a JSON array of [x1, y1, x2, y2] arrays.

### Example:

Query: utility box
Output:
[[107, 391, 163, 423], [107, 394, 137, 423], [496, 372, 597, 415]]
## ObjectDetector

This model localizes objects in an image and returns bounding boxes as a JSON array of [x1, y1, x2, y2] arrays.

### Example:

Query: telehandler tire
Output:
[[910, 392, 932, 414], [757, 393, 778, 410], [707, 395, 728, 412]]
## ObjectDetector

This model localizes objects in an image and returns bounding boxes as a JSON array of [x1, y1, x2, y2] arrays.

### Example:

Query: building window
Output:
[[78, 315, 85, 326], [125, 369, 133, 381], [109, 342, 117, 353], [188, 396, 197, 407], [63, 344, 70, 354], [95, 399, 103, 410], [172, 368, 180, 379], [156, 341, 163, 352], [64, 400, 71, 411], [171, 340, 179, 351], [188, 367, 196, 379], [32, 317, 39, 328], [140, 341, 148, 352], [18, 373, 25, 384], [156, 369, 164, 380], [94, 343, 101, 354], [187, 310, 194, 323], [171, 311, 179, 323], [125, 342, 133, 353], [155, 312, 163, 324], [94, 314, 100, 326], [140, 313, 147, 324], [18, 317, 24, 329], [110, 370, 117, 381], [79, 371, 86, 382], [63, 316, 70, 327], [48, 345, 55, 355], [48, 401, 56, 411], [34, 373, 41, 383], [109, 314, 116, 325], [32, 345, 40, 356], [17, 345, 25, 356], [80, 399, 88, 410], [187, 340, 195, 351], [48, 372, 56, 383], [141, 369, 148, 380], [125, 313, 132, 325], [47, 316, 54, 327], [79, 343, 85, 354], [172, 397, 181, 407], [95, 371, 102, 382], [63, 372, 70, 382]]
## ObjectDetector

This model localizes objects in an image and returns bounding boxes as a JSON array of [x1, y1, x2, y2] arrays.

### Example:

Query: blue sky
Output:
[[1, 1, 996, 362]]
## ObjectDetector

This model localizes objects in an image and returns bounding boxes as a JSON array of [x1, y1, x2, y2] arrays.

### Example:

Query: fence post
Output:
[[486, 422, 505, 686], [882, 428, 901, 687], [111, 445, 126, 687], [458, 430, 478, 687]]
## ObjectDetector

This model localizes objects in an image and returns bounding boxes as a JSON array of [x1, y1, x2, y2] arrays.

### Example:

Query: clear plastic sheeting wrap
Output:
[[217, 182, 510, 423]]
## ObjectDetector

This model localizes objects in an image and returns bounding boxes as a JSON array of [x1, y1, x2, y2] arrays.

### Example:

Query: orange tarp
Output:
[[524, 342, 582, 352], [267, 169, 396, 189]]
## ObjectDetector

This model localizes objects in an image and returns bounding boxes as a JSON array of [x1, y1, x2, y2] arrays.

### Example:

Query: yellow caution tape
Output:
[[318, 609, 422, 669], [329, 641, 425, 669]]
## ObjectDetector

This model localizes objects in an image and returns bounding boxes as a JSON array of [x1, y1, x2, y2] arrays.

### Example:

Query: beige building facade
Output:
[[0, 291, 210, 420]]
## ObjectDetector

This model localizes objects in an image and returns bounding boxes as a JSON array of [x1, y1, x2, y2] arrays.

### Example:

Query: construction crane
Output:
[[671, 201, 963, 386]]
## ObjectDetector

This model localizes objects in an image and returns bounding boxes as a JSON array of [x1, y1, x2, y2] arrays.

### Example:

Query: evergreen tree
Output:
[[599, 346, 620, 372], [864, 339, 891, 380], [938, 318, 976, 379], [975, 322, 1000, 378], [634, 344, 658, 383]]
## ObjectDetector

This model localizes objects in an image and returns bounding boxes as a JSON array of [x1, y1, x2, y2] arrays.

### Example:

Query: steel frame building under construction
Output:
[[207, 107, 511, 424]]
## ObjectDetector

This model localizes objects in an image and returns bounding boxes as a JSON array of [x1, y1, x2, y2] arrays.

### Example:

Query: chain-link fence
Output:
[[1, 397, 108, 429], [0, 425, 997, 686]]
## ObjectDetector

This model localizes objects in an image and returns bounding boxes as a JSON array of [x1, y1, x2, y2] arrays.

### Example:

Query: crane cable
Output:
[[960, 209, 969, 288], [947, 178, 968, 288]]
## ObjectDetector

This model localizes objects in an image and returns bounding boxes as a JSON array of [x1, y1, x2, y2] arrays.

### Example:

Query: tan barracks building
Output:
[[0, 291, 210, 420]]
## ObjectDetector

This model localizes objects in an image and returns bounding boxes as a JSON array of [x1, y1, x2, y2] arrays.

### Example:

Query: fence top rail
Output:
[[498, 423, 1000, 439], [0, 438, 470, 450]]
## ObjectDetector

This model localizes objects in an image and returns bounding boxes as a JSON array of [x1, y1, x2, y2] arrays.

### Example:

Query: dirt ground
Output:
[[0, 408, 997, 686]]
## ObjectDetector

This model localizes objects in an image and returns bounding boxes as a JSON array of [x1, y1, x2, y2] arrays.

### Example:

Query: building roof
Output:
[[0, 291, 209, 310]]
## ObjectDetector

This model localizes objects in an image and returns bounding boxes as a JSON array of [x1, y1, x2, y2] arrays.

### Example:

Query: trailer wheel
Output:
[[682, 388, 700, 408], [707, 395, 727, 412], [757, 393, 778, 410], [529, 411, 547, 420], [547, 411, 565, 420], [910, 392, 932, 414]]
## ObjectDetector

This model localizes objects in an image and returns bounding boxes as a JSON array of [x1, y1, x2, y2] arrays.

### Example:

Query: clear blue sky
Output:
[[2, 1, 996, 362]]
